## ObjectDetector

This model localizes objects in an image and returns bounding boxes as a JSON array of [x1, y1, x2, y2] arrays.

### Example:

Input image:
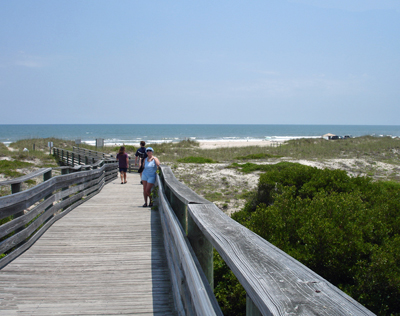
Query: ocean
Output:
[[1, 124, 399, 146]]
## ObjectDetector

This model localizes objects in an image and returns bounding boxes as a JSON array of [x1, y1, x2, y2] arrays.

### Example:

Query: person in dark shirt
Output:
[[135, 141, 147, 184], [116, 146, 129, 184]]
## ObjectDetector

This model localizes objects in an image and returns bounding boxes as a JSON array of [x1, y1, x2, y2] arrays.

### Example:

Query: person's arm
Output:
[[126, 155, 129, 168], [154, 157, 160, 168], [134, 150, 139, 165]]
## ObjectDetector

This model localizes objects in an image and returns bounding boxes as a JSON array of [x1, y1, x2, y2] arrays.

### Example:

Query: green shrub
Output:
[[225, 162, 400, 315], [214, 250, 246, 316], [177, 156, 217, 163], [234, 153, 280, 160]]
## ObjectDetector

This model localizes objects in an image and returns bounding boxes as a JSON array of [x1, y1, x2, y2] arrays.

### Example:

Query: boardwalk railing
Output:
[[54, 147, 138, 172], [156, 165, 376, 316], [0, 158, 117, 269]]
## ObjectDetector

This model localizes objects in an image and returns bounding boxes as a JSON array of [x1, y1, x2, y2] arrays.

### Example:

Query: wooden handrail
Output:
[[0, 159, 117, 269], [53, 147, 138, 172], [157, 166, 376, 316], [156, 174, 223, 316], [0, 168, 52, 186]]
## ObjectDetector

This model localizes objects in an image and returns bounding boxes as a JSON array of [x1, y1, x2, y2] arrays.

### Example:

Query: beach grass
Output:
[[9, 138, 76, 151], [177, 156, 217, 163], [159, 136, 400, 164], [0, 160, 34, 178]]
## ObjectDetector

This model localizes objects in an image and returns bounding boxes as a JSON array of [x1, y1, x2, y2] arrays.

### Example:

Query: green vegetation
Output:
[[5, 138, 61, 167], [228, 162, 274, 173], [179, 136, 398, 162], [0, 160, 33, 178], [214, 250, 246, 316], [269, 136, 400, 161], [177, 156, 217, 163], [234, 153, 280, 160], [0, 142, 9, 157], [215, 162, 400, 315], [9, 137, 75, 151]]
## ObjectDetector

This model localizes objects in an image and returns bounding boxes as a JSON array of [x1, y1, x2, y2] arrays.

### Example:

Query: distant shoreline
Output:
[[2, 124, 400, 146]]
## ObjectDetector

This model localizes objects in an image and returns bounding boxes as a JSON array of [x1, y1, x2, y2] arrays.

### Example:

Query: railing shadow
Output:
[[151, 204, 177, 315]]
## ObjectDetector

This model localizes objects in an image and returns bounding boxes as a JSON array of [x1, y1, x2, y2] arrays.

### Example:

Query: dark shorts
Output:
[[119, 168, 127, 173]]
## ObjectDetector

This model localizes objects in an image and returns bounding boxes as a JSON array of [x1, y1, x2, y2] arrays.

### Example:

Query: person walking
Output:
[[135, 141, 147, 184], [116, 146, 129, 184], [141, 147, 160, 207]]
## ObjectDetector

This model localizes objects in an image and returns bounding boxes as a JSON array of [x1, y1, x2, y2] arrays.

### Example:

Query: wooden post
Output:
[[187, 213, 214, 288], [11, 183, 21, 195], [43, 170, 52, 182], [61, 168, 70, 201], [71, 153, 75, 167], [167, 187, 187, 233], [43, 170, 52, 203], [11, 183, 24, 222], [246, 294, 262, 316]]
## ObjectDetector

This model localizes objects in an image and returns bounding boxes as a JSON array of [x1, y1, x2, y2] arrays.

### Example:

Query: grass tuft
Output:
[[177, 156, 217, 163]]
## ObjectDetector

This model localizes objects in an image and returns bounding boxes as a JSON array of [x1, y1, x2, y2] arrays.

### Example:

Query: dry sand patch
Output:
[[169, 158, 400, 215]]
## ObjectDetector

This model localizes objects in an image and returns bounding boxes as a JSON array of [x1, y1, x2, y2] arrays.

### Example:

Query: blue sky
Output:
[[0, 0, 399, 124]]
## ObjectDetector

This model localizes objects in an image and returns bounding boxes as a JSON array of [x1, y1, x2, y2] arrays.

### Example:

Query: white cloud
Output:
[[14, 52, 44, 68]]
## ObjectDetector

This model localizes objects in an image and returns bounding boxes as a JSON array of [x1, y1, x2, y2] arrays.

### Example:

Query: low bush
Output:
[[216, 162, 400, 315], [234, 153, 280, 160], [177, 156, 217, 163], [214, 250, 246, 316]]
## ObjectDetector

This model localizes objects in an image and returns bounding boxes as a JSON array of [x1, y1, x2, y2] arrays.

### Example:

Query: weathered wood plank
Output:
[[188, 203, 375, 316], [0, 166, 105, 219], [0, 196, 55, 239], [0, 178, 105, 255], [0, 173, 177, 315], [157, 175, 223, 316], [0, 168, 52, 186]]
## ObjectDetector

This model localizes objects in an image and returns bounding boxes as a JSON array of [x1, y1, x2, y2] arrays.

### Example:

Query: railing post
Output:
[[61, 168, 70, 201], [71, 153, 75, 167], [246, 294, 262, 316], [166, 188, 187, 233], [43, 170, 53, 212], [66, 151, 69, 166], [187, 213, 214, 288], [11, 182, 24, 222], [11, 183, 21, 195], [43, 169, 52, 182]]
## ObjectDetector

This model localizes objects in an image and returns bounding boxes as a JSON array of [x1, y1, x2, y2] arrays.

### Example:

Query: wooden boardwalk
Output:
[[0, 172, 177, 315]]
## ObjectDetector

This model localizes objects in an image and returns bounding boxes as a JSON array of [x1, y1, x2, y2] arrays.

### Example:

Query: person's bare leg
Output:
[[142, 181, 148, 205], [145, 183, 154, 205], [123, 171, 127, 183]]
